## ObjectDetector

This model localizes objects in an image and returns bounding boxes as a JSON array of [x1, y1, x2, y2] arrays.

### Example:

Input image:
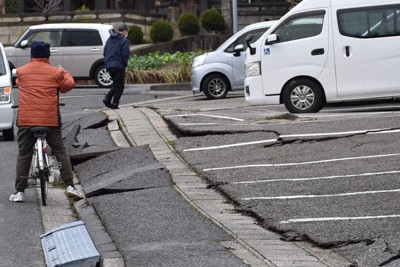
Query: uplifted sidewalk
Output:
[[71, 105, 350, 267]]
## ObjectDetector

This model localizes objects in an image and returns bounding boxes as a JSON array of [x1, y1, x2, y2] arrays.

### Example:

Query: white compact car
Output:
[[0, 42, 14, 141], [5, 23, 114, 87], [191, 20, 276, 99]]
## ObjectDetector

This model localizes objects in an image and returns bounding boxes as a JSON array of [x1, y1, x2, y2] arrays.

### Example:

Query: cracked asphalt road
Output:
[[143, 94, 400, 266]]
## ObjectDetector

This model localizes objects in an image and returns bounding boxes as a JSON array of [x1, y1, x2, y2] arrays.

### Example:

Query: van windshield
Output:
[[224, 27, 271, 53]]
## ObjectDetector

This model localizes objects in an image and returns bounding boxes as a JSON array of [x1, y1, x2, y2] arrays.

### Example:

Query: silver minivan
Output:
[[191, 20, 276, 99], [5, 23, 114, 87]]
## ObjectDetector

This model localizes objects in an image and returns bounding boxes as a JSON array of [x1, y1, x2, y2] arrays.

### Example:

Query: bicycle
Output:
[[29, 127, 53, 205], [12, 105, 61, 206]]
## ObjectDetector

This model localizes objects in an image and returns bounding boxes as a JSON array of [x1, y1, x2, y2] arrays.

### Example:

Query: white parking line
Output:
[[280, 214, 400, 224], [231, 170, 400, 185], [242, 189, 400, 201], [179, 123, 225, 126], [323, 106, 400, 113], [203, 153, 400, 172], [165, 114, 245, 121], [183, 139, 277, 152], [280, 129, 386, 138]]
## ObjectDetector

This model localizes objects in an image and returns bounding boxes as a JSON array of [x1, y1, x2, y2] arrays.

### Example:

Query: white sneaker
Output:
[[9, 192, 24, 202], [66, 185, 84, 201]]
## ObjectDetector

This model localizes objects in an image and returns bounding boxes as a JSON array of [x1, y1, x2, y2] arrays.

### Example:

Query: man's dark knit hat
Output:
[[31, 41, 51, 58]]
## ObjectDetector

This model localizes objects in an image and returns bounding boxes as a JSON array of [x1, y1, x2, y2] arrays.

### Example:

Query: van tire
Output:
[[95, 66, 113, 88], [202, 74, 229, 100], [3, 127, 14, 141], [283, 78, 325, 113]]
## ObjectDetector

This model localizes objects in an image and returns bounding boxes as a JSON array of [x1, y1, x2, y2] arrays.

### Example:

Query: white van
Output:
[[244, 0, 400, 113]]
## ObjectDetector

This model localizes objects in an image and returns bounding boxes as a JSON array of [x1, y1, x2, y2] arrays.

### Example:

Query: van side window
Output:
[[338, 5, 400, 38], [225, 27, 270, 53], [62, 30, 103, 46], [272, 12, 324, 43], [23, 30, 62, 47]]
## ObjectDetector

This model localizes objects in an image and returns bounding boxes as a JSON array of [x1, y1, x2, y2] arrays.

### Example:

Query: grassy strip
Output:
[[126, 50, 205, 84]]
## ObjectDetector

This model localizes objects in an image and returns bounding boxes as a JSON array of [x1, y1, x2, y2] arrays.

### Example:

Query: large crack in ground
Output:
[[86, 186, 156, 198]]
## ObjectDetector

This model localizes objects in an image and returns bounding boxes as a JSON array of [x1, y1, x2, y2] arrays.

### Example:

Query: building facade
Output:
[[17, 1, 220, 14], [14, 0, 294, 33]]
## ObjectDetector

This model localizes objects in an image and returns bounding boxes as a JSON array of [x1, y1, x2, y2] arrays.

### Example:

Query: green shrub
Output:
[[126, 50, 205, 84], [150, 19, 174, 43], [5, 0, 19, 13], [178, 13, 200, 36], [128, 25, 144, 45], [201, 8, 226, 33]]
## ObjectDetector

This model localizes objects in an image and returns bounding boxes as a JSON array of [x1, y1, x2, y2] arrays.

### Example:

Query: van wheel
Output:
[[95, 66, 113, 88], [3, 127, 14, 141], [283, 78, 325, 113], [202, 74, 229, 100]]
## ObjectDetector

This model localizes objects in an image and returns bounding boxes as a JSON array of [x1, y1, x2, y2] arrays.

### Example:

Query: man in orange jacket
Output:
[[10, 41, 84, 202]]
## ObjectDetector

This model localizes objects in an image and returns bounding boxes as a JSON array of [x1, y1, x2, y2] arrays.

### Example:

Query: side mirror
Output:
[[233, 44, 244, 57], [245, 34, 256, 55], [20, 40, 28, 48], [265, 34, 278, 45], [12, 69, 17, 78]]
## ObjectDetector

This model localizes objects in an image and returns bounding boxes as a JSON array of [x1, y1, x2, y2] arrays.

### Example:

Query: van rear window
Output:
[[338, 4, 400, 38]]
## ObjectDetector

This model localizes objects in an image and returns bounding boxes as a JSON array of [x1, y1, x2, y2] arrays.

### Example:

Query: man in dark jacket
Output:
[[103, 24, 130, 109]]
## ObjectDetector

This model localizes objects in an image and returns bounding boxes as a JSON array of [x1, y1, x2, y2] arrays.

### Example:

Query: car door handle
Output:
[[91, 48, 100, 52], [50, 49, 59, 53], [311, 48, 324, 56], [345, 46, 350, 57]]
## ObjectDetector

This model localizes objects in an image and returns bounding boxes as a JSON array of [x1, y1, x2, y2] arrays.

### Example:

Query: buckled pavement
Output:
[[87, 104, 352, 267]]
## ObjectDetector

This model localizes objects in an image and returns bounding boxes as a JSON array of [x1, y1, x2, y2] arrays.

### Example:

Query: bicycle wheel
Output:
[[39, 170, 47, 206], [39, 151, 49, 206]]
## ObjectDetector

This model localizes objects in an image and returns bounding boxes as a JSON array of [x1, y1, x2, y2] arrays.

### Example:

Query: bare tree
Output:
[[181, 0, 198, 15], [34, 0, 63, 14], [0, 0, 5, 14]]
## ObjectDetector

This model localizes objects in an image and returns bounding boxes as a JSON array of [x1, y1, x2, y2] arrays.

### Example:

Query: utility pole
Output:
[[232, 0, 238, 33]]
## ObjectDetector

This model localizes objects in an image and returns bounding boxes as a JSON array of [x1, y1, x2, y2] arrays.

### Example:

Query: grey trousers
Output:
[[15, 127, 74, 192]]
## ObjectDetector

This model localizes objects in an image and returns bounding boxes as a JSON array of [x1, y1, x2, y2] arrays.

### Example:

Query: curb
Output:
[[149, 83, 191, 91], [74, 199, 125, 267]]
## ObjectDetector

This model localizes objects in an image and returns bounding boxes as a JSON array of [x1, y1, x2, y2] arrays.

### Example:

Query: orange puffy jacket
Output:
[[16, 58, 75, 127]]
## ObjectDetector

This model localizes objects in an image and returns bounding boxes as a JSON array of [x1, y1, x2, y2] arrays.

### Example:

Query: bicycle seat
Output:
[[29, 127, 51, 134]]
